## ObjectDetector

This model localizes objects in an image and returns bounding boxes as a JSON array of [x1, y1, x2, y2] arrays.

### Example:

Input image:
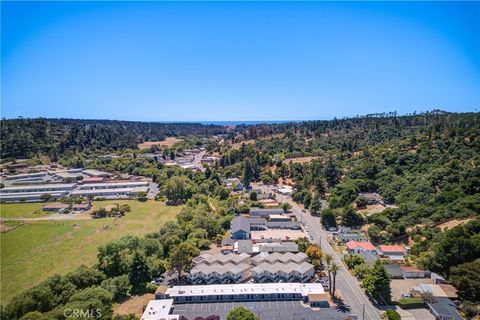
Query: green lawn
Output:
[[0, 200, 181, 304], [0, 203, 52, 218]]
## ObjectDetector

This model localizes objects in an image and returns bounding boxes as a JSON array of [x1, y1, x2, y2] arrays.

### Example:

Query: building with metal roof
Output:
[[140, 299, 179, 320], [426, 297, 464, 320], [160, 283, 326, 305]]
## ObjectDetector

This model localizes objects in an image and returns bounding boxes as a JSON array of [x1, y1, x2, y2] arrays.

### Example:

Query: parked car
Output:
[[328, 227, 337, 232]]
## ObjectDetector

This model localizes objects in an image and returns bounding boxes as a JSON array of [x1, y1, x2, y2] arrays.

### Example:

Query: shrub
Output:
[[398, 298, 424, 309], [145, 283, 158, 294], [384, 309, 400, 320]]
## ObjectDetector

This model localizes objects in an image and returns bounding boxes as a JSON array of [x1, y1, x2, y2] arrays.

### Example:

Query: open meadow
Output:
[[0, 200, 181, 303], [0, 203, 52, 218]]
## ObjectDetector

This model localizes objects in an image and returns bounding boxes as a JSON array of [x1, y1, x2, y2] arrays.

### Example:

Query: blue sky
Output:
[[2, 1, 479, 121]]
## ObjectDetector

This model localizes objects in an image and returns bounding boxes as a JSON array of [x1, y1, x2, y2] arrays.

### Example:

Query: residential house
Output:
[[346, 241, 377, 255], [250, 207, 284, 218], [358, 192, 382, 205], [378, 245, 407, 262], [337, 232, 365, 243]]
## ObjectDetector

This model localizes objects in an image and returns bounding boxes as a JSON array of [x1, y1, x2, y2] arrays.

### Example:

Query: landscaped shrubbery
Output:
[[397, 298, 424, 309]]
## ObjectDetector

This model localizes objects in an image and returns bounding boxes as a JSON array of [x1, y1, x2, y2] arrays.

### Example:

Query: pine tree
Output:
[[129, 251, 150, 294], [242, 160, 253, 188]]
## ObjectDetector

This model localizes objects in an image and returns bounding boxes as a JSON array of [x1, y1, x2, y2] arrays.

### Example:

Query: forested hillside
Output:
[[218, 111, 480, 301], [0, 118, 227, 159]]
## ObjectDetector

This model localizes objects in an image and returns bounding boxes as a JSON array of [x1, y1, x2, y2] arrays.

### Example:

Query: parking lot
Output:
[[172, 300, 348, 320]]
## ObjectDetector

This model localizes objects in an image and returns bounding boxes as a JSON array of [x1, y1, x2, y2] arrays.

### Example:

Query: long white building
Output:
[[157, 283, 327, 305], [70, 186, 149, 198], [0, 183, 76, 202], [78, 181, 149, 190]]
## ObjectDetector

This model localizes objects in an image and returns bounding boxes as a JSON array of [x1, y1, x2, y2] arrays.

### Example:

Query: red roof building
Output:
[[346, 240, 377, 253], [379, 245, 406, 256]]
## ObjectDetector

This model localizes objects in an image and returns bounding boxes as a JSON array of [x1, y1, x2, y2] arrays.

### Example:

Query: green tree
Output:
[[449, 259, 480, 302], [242, 160, 253, 188], [363, 260, 392, 304], [321, 209, 336, 228], [342, 206, 364, 227], [129, 251, 151, 294], [329, 262, 340, 298], [344, 254, 365, 269], [101, 275, 132, 302], [353, 263, 371, 279], [40, 193, 53, 202], [303, 191, 312, 208], [168, 242, 199, 284], [281, 202, 292, 213], [249, 191, 257, 201], [164, 176, 196, 205], [226, 306, 258, 320], [309, 193, 322, 216]]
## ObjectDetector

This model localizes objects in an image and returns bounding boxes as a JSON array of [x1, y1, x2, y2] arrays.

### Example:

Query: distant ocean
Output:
[[199, 120, 299, 125], [153, 120, 306, 125]]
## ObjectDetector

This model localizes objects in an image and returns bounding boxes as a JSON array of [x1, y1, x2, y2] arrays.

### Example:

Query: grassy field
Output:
[[0, 200, 181, 303], [0, 202, 52, 218]]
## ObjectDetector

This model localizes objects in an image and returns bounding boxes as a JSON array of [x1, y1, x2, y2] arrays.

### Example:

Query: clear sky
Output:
[[1, 1, 479, 121]]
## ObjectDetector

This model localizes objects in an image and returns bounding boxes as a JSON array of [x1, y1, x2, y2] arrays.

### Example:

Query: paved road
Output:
[[193, 150, 207, 172], [257, 184, 382, 320]]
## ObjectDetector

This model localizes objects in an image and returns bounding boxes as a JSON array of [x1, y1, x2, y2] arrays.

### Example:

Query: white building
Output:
[[0, 183, 76, 202], [158, 283, 327, 305], [140, 299, 180, 320], [70, 186, 148, 198]]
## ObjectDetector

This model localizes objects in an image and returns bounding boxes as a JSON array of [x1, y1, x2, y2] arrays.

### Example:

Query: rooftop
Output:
[[379, 245, 406, 253], [0, 183, 76, 192], [165, 283, 325, 297], [140, 299, 179, 320], [346, 240, 376, 251]]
